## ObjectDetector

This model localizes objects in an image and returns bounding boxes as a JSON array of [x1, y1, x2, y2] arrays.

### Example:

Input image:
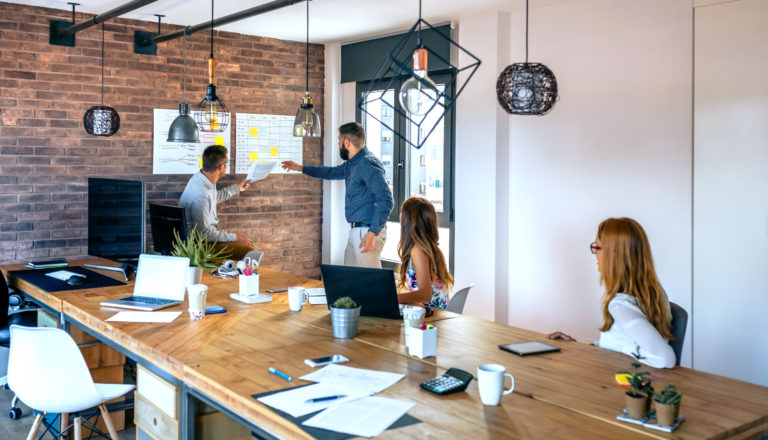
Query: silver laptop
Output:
[[101, 254, 190, 311]]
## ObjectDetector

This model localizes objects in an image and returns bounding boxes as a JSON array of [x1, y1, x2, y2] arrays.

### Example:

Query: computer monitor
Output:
[[88, 178, 146, 261], [148, 204, 188, 256]]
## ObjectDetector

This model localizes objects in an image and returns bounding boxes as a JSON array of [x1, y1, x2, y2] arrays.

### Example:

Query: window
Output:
[[357, 73, 455, 270]]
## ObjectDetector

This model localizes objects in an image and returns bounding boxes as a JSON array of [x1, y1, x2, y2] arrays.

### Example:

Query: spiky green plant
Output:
[[170, 226, 230, 270], [652, 383, 683, 405], [331, 296, 358, 309]]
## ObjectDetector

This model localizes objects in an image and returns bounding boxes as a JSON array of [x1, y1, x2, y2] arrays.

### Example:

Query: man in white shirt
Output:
[[179, 145, 254, 260]]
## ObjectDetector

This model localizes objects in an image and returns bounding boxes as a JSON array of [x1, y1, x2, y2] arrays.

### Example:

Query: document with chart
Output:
[[235, 113, 302, 174], [152, 108, 231, 175]]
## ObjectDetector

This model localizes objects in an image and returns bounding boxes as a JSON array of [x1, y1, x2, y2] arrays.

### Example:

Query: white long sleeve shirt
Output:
[[179, 171, 239, 242], [597, 293, 676, 369]]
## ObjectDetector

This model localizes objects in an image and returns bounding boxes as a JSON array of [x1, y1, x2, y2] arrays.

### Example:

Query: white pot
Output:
[[186, 266, 203, 286]]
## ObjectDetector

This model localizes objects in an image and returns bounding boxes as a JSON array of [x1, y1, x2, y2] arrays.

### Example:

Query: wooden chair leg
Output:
[[26, 413, 43, 440], [73, 417, 82, 440], [98, 403, 120, 440], [61, 413, 69, 439]]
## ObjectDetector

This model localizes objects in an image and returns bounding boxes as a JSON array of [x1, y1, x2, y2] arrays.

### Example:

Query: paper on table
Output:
[[300, 364, 405, 394], [45, 270, 82, 281], [106, 311, 182, 323], [303, 396, 415, 438], [257, 382, 370, 418], [246, 161, 277, 181]]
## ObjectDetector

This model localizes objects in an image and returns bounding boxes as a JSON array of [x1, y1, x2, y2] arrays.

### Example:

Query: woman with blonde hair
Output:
[[548, 217, 676, 368], [396, 196, 453, 309]]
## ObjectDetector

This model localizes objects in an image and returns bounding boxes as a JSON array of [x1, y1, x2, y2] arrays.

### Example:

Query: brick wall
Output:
[[0, 3, 325, 277]]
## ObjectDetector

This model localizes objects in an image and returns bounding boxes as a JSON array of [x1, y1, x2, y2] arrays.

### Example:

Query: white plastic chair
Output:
[[8, 325, 135, 440], [446, 283, 475, 314]]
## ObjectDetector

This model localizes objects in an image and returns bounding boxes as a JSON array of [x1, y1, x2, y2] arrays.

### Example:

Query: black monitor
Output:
[[88, 178, 146, 261], [148, 204, 188, 256]]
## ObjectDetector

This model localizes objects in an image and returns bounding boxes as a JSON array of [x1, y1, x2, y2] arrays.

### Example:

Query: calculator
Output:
[[420, 368, 474, 395]]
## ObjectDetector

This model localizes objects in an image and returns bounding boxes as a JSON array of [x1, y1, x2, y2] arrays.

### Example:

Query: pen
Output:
[[305, 394, 347, 404], [268, 367, 292, 381]]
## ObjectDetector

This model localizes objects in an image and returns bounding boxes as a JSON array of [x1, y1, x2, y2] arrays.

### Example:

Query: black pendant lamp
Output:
[[84, 23, 120, 136], [195, 0, 230, 133], [168, 34, 199, 142], [496, 0, 558, 115], [293, 0, 321, 137]]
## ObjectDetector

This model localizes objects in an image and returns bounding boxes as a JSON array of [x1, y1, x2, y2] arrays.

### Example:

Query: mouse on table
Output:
[[67, 275, 86, 286]]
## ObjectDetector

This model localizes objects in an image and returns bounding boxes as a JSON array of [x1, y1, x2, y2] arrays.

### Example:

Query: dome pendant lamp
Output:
[[195, 0, 230, 133], [83, 23, 120, 136], [293, 0, 321, 137], [168, 34, 200, 142], [496, 0, 558, 115]]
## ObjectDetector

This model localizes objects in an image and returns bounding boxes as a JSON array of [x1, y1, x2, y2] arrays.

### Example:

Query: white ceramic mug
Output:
[[477, 364, 514, 406], [288, 287, 308, 311], [187, 284, 208, 320]]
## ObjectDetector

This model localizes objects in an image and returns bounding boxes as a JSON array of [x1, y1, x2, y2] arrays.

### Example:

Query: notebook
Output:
[[100, 254, 190, 311], [320, 265, 402, 319]]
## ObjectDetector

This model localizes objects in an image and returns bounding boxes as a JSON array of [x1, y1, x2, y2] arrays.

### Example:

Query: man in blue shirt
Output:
[[282, 122, 394, 268]]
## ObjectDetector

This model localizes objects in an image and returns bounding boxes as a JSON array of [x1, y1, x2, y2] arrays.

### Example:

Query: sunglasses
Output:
[[589, 242, 602, 254]]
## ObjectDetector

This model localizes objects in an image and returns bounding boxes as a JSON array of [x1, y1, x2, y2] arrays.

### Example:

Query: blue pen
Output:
[[268, 367, 292, 381]]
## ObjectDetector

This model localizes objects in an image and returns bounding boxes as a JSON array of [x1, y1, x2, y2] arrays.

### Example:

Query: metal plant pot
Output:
[[330, 306, 361, 339]]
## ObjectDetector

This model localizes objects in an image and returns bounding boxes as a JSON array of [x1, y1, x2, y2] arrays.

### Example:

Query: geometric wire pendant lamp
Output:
[[168, 34, 200, 142], [83, 23, 120, 136], [293, 0, 321, 137], [194, 0, 230, 133], [358, 0, 481, 149], [496, 0, 558, 115]]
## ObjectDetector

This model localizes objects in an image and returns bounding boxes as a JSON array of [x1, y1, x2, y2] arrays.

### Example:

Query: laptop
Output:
[[320, 264, 402, 319], [101, 254, 190, 311]]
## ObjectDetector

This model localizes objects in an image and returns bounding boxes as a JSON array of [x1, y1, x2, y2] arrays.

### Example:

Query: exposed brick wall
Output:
[[0, 3, 324, 278]]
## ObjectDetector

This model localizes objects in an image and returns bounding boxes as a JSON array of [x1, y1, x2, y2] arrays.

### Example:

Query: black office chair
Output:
[[668, 302, 688, 366], [149, 204, 188, 255], [1, 271, 39, 419]]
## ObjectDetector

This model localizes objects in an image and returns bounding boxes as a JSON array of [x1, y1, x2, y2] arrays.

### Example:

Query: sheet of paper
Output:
[[106, 311, 182, 323], [302, 396, 415, 438], [257, 382, 370, 418], [300, 364, 405, 394], [246, 160, 278, 181], [45, 270, 82, 281]]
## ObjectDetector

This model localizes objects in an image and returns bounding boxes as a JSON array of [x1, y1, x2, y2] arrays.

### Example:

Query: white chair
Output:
[[446, 283, 475, 314], [8, 325, 135, 440]]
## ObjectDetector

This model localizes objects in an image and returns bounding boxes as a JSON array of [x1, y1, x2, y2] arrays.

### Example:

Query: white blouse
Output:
[[597, 293, 676, 369]]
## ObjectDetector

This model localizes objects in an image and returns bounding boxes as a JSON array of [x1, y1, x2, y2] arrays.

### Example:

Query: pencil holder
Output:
[[238, 273, 259, 295], [407, 326, 437, 358]]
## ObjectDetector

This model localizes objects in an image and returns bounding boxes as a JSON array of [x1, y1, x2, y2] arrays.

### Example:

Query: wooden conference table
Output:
[[3, 258, 768, 440]]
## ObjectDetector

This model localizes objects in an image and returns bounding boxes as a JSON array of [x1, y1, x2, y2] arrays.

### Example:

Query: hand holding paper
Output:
[[246, 161, 278, 181]]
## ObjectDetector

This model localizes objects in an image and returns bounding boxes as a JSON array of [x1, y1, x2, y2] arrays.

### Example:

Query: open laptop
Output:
[[101, 254, 190, 311], [320, 264, 402, 319]]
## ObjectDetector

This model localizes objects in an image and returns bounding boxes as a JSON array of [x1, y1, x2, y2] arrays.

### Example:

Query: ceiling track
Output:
[[50, 0, 160, 47]]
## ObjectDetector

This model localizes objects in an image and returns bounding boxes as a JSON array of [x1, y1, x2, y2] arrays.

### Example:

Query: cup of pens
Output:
[[238, 258, 259, 295]]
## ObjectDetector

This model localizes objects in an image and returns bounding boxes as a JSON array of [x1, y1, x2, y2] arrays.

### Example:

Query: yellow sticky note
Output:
[[214, 136, 224, 146], [249, 152, 258, 162], [249, 127, 258, 137], [198, 158, 203, 169], [270, 146, 279, 157]]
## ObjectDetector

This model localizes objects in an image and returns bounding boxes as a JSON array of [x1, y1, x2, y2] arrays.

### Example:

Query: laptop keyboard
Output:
[[121, 296, 177, 305]]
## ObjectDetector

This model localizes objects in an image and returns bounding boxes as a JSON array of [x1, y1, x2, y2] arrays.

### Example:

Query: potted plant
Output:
[[171, 227, 229, 285], [652, 383, 683, 426], [329, 296, 361, 339], [618, 352, 654, 419]]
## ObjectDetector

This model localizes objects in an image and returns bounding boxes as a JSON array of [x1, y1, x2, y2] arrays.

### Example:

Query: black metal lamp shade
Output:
[[83, 105, 120, 136], [194, 84, 229, 133], [168, 103, 200, 142], [496, 63, 558, 115]]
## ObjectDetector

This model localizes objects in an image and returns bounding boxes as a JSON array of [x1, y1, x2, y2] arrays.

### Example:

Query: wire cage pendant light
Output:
[[293, 0, 321, 137], [496, 0, 558, 115], [84, 24, 120, 136], [195, 0, 230, 133], [168, 34, 200, 142]]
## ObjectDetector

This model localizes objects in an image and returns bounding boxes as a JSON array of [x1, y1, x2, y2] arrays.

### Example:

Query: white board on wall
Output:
[[235, 113, 302, 174], [152, 109, 231, 175]]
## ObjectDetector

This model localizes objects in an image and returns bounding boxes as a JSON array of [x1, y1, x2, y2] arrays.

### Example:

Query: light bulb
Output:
[[399, 48, 438, 116], [204, 101, 219, 131]]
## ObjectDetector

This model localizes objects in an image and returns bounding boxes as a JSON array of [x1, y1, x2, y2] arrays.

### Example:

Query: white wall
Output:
[[455, 0, 694, 365], [693, 0, 768, 387]]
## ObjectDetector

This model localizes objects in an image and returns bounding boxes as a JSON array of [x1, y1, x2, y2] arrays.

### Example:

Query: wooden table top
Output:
[[4, 258, 767, 439]]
